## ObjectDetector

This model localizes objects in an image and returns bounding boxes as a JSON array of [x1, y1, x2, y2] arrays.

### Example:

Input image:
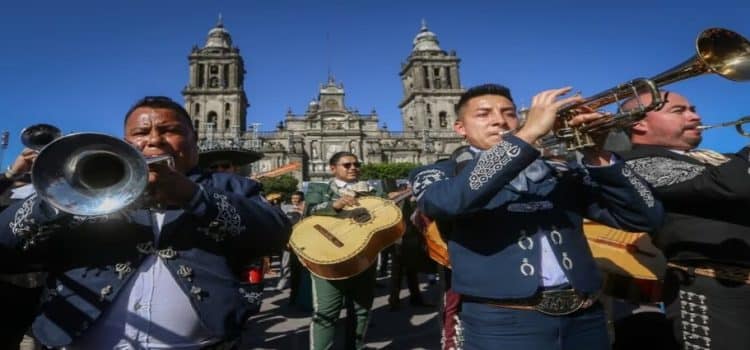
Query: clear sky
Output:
[[1, 0, 749, 167]]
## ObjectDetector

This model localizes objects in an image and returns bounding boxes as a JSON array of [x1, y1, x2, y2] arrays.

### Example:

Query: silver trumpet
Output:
[[697, 116, 750, 136], [32, 133, 174, 216]]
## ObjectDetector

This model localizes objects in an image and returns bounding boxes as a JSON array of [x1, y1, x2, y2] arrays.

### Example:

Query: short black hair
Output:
[[455, 84, 514, 116], [292, 191, 304, 200], [329, 151, 357, 166], [124, 96, 194, 131]]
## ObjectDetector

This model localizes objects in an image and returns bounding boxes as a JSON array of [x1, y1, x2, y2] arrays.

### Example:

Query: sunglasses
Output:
[[209, 162, 233, 170], [338, 162, 362, 169]]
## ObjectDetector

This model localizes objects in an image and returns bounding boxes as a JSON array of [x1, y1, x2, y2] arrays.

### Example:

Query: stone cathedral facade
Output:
[[183, 19, 466, 181]]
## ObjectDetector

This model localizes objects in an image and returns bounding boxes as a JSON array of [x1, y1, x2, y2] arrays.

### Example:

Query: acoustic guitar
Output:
[[583, 220, 666, 303], [423, 221, 451, 268], [290, 192, 410, 280], [422, 219, 666, 303]]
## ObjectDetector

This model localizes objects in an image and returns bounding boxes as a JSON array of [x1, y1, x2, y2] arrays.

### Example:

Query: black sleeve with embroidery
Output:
[[580, 162, 663, 233], [627, 154, 750, 204], [186, 173, 292, 259]]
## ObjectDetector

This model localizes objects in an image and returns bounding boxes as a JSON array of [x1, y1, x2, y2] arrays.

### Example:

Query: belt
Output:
[[462, 289, 598, 316], [668, 262, 750, 284]]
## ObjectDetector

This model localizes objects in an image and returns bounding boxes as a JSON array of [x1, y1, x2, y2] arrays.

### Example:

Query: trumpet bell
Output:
[[32, 133, 149, 216], [697, 28, 750, 82], [20, 124, 61, 151]]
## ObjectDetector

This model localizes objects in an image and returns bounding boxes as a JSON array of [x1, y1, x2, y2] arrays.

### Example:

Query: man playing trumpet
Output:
[[620, 91, 750, 350], [0, 96, 291, 348], [409, 84, 663, 349]]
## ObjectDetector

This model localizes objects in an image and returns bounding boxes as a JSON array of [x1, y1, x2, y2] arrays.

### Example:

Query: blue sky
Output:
[[1, 0, 749, 167]]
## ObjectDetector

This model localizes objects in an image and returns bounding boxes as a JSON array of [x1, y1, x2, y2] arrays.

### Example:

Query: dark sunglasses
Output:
[[338, 162, 362, 169], [209, 162, 233, 170]]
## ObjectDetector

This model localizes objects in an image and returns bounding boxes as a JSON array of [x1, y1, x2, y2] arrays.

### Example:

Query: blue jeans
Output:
[[460, 301, 610, 350]]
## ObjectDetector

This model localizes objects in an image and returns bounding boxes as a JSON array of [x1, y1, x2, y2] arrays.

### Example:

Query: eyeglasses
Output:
[[338, 162, 362, 169], [209, 162, 233, 170]]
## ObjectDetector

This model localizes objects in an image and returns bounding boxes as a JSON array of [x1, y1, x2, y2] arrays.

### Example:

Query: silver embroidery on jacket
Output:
[[469, 141, 520, 190], [626, 157, 705, 188], [411, 168, 447, 199], [9, 195, 37, 238], [621, 166, 656, 208], [197, 193, 245, 242]]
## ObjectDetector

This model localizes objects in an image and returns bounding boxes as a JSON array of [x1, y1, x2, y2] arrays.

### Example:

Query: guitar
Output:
[[583, 220, 666, 303], [422, 219, 666, 302], [423, 220, 451, 268], [290, 191, 411, 280]]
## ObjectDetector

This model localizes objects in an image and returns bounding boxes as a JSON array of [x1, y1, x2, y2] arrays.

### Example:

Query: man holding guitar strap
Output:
[[305, 151, 381, 350], [409, 84, 663, 349]]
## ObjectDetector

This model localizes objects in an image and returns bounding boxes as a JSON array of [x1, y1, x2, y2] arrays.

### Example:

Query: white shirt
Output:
[[69, 211, 217, 350]]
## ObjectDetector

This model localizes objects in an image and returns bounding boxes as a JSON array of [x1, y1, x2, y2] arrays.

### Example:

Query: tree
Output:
[[359, 162, 419, 181], [259, 174, 299, 200]]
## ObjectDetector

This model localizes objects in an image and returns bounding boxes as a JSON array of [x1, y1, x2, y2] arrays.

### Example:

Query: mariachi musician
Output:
[[0, 96, 291, 348], [620, 91, 750, 350], [409, 84, 662, 349], [304, 151, 384, 350]]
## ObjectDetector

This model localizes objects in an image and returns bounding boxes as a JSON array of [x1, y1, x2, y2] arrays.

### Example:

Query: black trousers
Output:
[[663, 266, 750, 350]]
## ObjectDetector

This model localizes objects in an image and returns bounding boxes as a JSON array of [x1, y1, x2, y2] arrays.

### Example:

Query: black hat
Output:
[[198, 148, 263, 170]]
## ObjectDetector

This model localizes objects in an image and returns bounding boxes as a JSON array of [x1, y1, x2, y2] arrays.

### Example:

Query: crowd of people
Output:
[[0, 82, 748, 350]]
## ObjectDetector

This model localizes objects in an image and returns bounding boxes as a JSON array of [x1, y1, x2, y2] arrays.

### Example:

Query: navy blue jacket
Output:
[[409, 135, 663, 299], [0, 171, 291, 346]]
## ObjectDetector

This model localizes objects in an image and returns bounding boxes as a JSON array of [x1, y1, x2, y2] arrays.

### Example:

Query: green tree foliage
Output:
[[259, 174, 299, 199], [359, 162, 419, 181]]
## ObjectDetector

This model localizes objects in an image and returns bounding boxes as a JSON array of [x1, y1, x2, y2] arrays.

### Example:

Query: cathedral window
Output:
[[426, 104, 432, 114], [224, 119, 230, 129], [428, 119, 433, 128], [439, 111, 448, 128], [210, 77, 219, 88], [223, 64, 229, 88], [210, 65, 219, 74], [194, 103, 201, 116], [194, 119, 200, 131], [198, 64, 205, 87], [423, 66, 430, 88], [225, 103, 231, 115], [207, 111, 217, 125], [434, 68, 442, 89], [446, 68, 452, 88]]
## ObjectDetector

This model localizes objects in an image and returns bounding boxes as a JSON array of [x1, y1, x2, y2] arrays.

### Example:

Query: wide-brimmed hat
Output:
[[198, 148, 263, 169]]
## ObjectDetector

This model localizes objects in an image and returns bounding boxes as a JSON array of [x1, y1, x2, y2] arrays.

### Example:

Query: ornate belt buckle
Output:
[[534, 289, 585, 316]]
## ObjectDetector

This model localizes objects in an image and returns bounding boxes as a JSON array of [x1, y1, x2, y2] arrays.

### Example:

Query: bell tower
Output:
[[182, 15, 248, 139], [399, 20, 463, 132]]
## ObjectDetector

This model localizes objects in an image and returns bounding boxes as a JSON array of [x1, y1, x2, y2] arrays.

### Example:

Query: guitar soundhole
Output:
[[353, 210, 371, 223]]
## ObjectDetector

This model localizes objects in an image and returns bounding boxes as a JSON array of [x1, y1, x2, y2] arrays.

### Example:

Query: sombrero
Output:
[[198, 148, 263, 169]]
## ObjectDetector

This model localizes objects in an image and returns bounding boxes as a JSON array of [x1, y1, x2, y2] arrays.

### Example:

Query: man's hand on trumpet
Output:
[[146, 162, 199, 208]]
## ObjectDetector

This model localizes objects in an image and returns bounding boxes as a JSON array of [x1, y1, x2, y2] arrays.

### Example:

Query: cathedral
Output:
[[182, 18, 466, 181]]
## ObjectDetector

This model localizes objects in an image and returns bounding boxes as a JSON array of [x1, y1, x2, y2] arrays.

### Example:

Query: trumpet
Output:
[[32, 133, 174, 216], [546, 27, 750, 152], [697, 116, 750, 136], [20, 124, 61, 151]]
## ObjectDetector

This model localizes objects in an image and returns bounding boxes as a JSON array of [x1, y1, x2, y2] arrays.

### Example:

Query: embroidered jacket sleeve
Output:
[[187, 173, 291, 258], [0, 194, 83, 271], [410, 135, 539, 218], [625, 150, 750, 204], [579, 160, 664, 232]]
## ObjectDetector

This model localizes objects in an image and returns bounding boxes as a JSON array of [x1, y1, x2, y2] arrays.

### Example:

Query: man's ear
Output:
[[453, 120, 466, 137], [631, 120, 647, 134]]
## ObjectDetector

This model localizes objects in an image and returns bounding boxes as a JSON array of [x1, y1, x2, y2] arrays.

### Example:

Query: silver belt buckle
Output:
[[533, 289, 587, 316]]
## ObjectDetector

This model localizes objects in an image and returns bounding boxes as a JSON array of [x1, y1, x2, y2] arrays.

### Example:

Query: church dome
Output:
[[205, 15, 233, 49], [412, 20, 442, 52]]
